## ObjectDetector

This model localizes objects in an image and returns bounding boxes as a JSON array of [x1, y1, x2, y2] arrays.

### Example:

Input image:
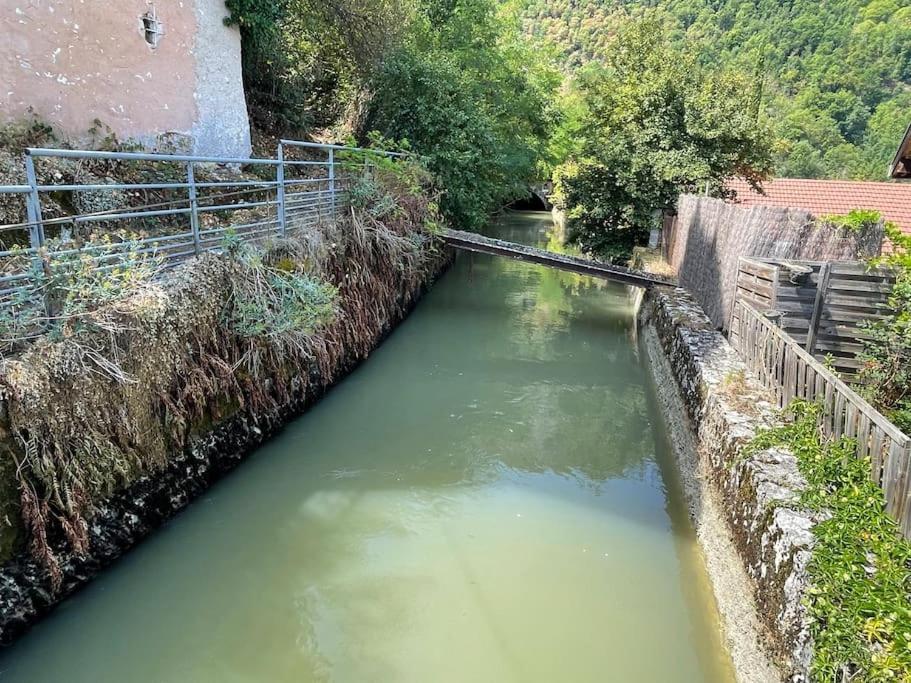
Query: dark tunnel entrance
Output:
[[508, 191, 549, 211]]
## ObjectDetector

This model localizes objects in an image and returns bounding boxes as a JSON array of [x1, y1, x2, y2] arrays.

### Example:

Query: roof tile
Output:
[[725, 179, 911, 239]]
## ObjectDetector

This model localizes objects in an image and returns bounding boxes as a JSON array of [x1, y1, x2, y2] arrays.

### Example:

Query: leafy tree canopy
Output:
[[553, 12, 772, 260], [226, 0, 559, 230], [519, 0, 911, 180], [363, 0, 559, 229]]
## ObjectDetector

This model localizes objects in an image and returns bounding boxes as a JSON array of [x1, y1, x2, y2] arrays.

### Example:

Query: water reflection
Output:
[[0, 211, 733, 683]]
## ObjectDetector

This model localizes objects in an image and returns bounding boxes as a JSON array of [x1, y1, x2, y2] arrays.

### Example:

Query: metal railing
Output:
[[731, 298, 911, 538], [0, 140, 405, 306]]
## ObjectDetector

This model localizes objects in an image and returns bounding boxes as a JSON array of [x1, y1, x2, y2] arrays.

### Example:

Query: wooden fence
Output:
[[732, 299, 911, 538], [730, 257, 895, 378]]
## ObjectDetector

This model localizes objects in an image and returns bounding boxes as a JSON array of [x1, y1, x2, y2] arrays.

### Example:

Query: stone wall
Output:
[[638, 286, 821, 682], [0, 0, 250, 157], [665, 195, 884, 330]]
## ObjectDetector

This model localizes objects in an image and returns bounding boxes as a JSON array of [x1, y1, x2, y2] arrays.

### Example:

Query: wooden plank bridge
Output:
[[441, 229, 673, 289]]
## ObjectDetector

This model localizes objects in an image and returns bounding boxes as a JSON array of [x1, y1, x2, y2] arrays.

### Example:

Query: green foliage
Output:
[[363, 1, 557, 230], [0, 235, 164, 355], [364, 50, 499, 230], [823, 209, 885, 232], [750, 402, 911, 681], [860, 222, 911, 433], [225, 0, 410, 132], [519, 0, 911, 180], [551, 12, 772, 260], [339, 137, 446, 234], [225, 243, 337, 340], [224, 0, 556, 227]]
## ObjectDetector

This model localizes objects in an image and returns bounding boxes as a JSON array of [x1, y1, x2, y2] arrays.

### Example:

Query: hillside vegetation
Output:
[[521, 0, 911, 180], [225, 0, 558, 231]]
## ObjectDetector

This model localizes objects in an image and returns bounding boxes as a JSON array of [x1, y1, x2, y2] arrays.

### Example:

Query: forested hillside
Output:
[[520, 0, 911, 180]]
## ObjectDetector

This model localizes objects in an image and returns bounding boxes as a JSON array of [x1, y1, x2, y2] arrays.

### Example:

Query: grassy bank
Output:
[[0, 156, 444, 589]]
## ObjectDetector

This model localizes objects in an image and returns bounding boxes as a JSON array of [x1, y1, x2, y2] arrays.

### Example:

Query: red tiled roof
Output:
[[725, 178, 911, 238]]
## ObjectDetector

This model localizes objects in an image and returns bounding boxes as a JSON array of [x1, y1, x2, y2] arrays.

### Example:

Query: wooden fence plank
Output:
[[871, 429, 885, 485], [805, 262, 831, 354], [730, 300, 911, 539], [857, 413, 871, 458]]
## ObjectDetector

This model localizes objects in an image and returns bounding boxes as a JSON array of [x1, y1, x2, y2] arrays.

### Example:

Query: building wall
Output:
[[0, 0, 250, 157]]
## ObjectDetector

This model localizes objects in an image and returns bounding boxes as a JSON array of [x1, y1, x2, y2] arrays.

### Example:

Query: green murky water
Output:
[[0, 212, 733, 682]]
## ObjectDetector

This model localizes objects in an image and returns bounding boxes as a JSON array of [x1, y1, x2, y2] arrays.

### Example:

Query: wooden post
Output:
[[805, 262, 831, 355], [770, 262, 780, 310]]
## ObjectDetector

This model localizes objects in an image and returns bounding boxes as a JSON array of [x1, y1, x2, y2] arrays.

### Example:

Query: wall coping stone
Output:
[[639, 286, 821, 682]]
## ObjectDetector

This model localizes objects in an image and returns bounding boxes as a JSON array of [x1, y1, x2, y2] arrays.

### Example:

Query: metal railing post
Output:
[[276, 143, 287, 237], [23, 152, 49, 316], [328, 147, 336, 220], [187, 162, 201, 254], [23, 152, 44, 249]]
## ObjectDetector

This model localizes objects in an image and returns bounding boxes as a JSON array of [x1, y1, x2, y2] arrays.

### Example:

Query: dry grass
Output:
[[630, 246, 677, 281], [0, 161, 443, 588]]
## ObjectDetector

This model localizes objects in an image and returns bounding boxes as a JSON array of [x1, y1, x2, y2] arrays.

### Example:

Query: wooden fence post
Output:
[[805, 262, 831, 355]]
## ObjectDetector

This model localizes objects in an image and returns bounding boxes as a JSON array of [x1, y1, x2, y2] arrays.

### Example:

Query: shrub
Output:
[[750, 402, 911, 681], [859, 222, 911, 434], [364, 48, 534, 230], [224, 238, 337, 341], [0, 234, 164, 357]]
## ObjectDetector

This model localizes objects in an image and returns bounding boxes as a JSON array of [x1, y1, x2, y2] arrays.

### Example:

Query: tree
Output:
[[225, 0, 411, 132], [552, 12, 772, 260], [226, 0, 558, 229], [364, 0, 557, 230], [519, 0, 911, 181]]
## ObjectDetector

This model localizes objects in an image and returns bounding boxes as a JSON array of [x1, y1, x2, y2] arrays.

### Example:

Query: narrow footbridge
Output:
[[441, 229, 673, 289]]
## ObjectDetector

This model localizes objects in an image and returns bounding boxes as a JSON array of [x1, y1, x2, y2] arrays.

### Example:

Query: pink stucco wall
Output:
[[0, 0, 250, 156]]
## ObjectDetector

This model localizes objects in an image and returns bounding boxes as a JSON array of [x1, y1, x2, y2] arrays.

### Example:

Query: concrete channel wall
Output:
[[637, 286, 820, 683], [0, 232, 451, 643]]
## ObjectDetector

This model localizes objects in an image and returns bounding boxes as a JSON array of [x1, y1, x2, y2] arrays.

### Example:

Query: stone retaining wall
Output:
[[638, 286, 819, 682]]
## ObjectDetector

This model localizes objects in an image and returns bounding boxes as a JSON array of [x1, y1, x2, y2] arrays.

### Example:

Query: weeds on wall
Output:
[[0, 157, 442, 588], [0, 234, 165, 357], [750, 402, 911, 681], [339, 134, 443, 234]]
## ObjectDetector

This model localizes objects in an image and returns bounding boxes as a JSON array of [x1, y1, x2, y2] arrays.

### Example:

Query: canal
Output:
[[0, 212, 733, 682]]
